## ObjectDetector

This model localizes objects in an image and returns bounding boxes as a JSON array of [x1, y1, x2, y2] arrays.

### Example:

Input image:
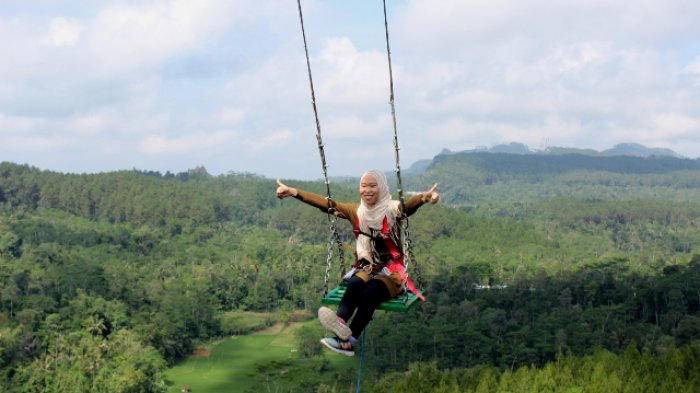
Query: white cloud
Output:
[[85, 0, 283, 73], [45, 17, 81, 46], [89, 1, 221, 71], [0, 113, 40, 132], [224, 34, 392, 116], [415, 87, 503, 114], [138, 130, 237, 154], [67, 113, 111, 136], [396, 1, 700, 54], [324, 114, 391, 139], [685, 56, 700, 85], [316, 37, 390, 108], [224, 43, 307, 114], [217, 107, 245, 126], [687, 57, 700, 73], [2, 135, 70, 152], [651, 113, 700, 137], [248, 129, 293, 150], [549, 42, 608, 74], [0, 20, 42, 78]]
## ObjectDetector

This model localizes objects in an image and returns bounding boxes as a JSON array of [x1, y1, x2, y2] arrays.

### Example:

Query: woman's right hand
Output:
[[276, 179, 298, 199]]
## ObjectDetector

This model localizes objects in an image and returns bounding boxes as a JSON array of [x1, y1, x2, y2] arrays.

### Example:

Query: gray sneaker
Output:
[[318, 307, 351, 340], [320, 337, 354, 356]]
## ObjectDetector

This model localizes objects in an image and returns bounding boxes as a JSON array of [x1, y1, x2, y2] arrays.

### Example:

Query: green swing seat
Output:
[[321, 284, 420, 313]]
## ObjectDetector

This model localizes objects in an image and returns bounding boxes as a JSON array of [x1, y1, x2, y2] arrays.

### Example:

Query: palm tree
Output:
[[85, 315, 107, 336]]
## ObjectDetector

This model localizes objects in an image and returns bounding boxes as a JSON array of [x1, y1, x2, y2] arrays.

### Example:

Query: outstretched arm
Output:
[[275, 179, 353, 220], [403, 183, 440, 216]]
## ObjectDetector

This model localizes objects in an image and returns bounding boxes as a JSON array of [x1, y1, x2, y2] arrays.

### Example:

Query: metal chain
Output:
[[322, 227, 335, 296], [382, 0, 421, 291], [297, 0, 346, 296], [333, 220, 347, 281], [322, 216, 346, 297], [329, 214, 346, 294]]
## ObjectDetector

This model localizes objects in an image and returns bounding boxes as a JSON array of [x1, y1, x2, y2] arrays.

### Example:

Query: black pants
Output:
[[336, 275, 392, 338]]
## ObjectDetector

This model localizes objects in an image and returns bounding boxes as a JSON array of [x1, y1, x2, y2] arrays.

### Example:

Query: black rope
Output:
[[296, 0, 346, 296]]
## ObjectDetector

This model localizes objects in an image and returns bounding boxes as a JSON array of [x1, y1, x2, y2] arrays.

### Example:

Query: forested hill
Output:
[[0, 162, 357, 227], [431, 142, 683, 158], [428, 152, 700, 177], [403, 152, 700, 208]]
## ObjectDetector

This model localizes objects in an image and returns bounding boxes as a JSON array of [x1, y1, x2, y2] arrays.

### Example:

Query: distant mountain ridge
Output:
[[437, 142, 682, 157], [429, 151, 700, 177], [600, 143, 681, 158], [406, 142, 686, 176]]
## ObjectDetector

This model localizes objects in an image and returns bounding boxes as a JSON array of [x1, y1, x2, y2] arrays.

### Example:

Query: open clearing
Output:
[[165, 319, 354, 393]]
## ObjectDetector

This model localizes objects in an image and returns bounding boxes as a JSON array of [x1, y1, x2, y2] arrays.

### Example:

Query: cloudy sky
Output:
[[2, 0, 699, 179]]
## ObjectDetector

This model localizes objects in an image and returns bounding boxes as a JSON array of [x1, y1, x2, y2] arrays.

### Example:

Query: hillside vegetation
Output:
[[1, 155, 699, 392], [404, 152, 700, 210]]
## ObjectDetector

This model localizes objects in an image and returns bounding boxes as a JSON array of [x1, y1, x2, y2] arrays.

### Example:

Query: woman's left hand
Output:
[[421, 183, 440, 204]]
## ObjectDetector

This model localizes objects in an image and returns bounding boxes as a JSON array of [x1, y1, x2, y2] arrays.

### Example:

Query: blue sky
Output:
[[1, 0, 699, 179]]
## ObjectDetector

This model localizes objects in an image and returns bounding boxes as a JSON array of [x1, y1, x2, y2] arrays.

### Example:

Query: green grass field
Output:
[[165, 320, 356, 393]]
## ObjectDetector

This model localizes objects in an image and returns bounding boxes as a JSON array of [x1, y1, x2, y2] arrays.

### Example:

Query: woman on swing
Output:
[[276, 170, 439, 356]]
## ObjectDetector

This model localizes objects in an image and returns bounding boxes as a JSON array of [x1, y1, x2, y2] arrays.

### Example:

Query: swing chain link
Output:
[[323, 212, 346, 297], [403, 219, 424, 290], [322, 222, 335, 297], [333, 219, 347, 280]]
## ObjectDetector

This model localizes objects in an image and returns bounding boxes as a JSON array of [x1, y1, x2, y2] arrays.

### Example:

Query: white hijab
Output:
[[356, 170, 400, 263]]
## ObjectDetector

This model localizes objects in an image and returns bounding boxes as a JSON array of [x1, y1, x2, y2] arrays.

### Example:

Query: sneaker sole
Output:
[[318, 307, 352, 340], [319, 338, 354, 357]]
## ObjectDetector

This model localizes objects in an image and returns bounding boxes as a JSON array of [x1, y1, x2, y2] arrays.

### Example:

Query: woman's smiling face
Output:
[[359, 174, 380, 206]]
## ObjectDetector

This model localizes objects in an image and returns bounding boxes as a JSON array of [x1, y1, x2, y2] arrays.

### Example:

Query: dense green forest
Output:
[[370, 343, 700, 393], [403, 152, 700, 210], [1, 154, 699, 392]]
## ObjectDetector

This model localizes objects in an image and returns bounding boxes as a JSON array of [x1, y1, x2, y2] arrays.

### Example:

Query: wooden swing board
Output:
[[321, 285, 420, 313]]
